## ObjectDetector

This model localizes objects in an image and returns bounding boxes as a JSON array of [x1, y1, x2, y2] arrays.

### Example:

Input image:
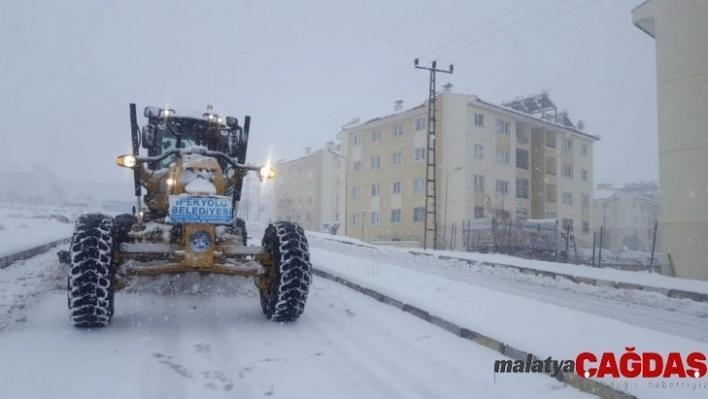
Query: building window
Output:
[[582, 221, 589, 233], [474, 144, 484, 159], [392, 180, 402, 194], [353, 160, 361, 172], [371, 184, 380, 197], [561, 138, 573, 152], [393, 123, 403, 136], [370, 211, 380, 225], [496, 180, 509, 194], [415, 117, 426, 131], [561, 165, 573, 178], [516, 207, 528, 221], [546, 184, 557, 203], [414, 147, 426, 161], [474, 175, 485, 191], [562, 192, 573, 205], [351, 186, 360, 198], [516, 130, 529, 144], [415, 177, 425, 192], [582, 143, 588, 155], [392, 152, 402, 166], [413, 207, 425, 222], [516, 178, 529, 199], [372, 130, 382, 142], [581, 169, 588, 181], [546, 132, 556, 148], [391, 209, 402, 224], [474, 113, 484, 127], [371, 156, 381, 170], [546, 157, 556, 175], [353, 134, 361, 147], [516, 148, 529, 170], [496, 149, 510, 164], [495, 119, 510, 134], [474, 207, 485, 219], [546, 211, 557, 219], [582, 194, 589, 208], [352, 213, 360, 225], [562, 218, 574, 232]]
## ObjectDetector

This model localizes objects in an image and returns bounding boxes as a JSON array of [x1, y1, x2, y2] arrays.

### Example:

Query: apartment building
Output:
[[272, 142, 340, 232], [337, 92, 599, 247], [592, 182, 661, 254], [633, 1, 708, 280]]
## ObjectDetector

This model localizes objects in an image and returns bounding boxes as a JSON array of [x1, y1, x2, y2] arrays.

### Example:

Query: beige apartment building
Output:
[[337, 92, 599, 247], [272, 142, 340, 233], [633, 1, 708, 279]]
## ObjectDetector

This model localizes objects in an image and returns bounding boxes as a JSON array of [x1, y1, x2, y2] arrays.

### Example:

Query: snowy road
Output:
[[302, 232, 708, 344], [0, 249, 590, 399]]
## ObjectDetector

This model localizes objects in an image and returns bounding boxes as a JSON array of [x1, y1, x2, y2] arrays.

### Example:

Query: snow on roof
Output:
[[594, 189, 617, 200], [474, 98, 600, 141]]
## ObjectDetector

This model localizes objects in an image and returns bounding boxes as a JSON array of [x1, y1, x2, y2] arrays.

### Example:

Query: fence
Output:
[[439, 218, 566, 261]]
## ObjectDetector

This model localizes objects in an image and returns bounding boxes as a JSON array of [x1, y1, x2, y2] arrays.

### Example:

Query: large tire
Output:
[[259, 221, 312, 322], [67, 214, 116, 328]]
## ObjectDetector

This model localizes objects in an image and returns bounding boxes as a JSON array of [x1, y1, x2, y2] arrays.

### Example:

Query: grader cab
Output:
[[60, 104, 312, 328]]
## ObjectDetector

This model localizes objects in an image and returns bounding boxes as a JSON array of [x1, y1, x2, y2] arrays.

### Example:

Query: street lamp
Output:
[[599, 196, 620, 265], [361, 210, 366, 241], [328, 147, 347, 235], [444, 166, 464, 249]]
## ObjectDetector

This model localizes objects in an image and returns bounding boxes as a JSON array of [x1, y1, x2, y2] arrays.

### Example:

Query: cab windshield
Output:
[[159, 136, 196, 168]]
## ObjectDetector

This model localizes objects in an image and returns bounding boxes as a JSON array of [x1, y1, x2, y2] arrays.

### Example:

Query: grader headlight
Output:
[[116, 154, 137, 168], [258, 166, 276, 181]]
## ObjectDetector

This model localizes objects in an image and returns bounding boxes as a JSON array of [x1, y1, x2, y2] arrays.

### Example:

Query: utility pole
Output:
[[414, 58, 453, 250]]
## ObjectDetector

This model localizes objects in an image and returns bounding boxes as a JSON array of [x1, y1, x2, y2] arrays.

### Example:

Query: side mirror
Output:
[[225, 116, 239, 128], [141, 125, 156, 149], [144, 107, 160, 118]]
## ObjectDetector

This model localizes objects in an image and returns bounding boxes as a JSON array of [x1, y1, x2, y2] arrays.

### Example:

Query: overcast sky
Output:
[[0, 0, 656, 189]]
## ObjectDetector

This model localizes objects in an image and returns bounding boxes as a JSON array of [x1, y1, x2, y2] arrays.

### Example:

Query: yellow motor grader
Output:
[[59, 104, 311, 327]]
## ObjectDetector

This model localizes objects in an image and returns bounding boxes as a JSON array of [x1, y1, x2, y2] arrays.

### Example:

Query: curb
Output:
[[409, 250, 708, 304], [0, 238, 71, 269], [312, 267, 637, 399]]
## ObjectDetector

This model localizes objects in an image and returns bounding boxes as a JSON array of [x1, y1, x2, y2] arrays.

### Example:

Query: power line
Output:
[[418, 0, 541, 60], [436, 0, 569, 61], [299, 0, 561, 135], [451, 0, 600, 66]]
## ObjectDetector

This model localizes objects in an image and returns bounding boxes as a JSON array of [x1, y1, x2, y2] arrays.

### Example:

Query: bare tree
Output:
[[485, 192, 511, 253]]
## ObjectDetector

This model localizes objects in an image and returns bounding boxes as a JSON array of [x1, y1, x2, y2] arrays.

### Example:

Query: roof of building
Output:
[[474, 98, 600, 141], [594, 189, 617, 200], [344, 92, 600, 141]]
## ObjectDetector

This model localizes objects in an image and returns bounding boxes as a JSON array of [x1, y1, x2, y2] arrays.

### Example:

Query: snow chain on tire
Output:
[[260, 221, 312, 322], [67, 214, 116, 328]]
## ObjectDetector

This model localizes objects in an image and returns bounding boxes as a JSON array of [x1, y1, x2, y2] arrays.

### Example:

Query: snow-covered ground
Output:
[[0, 248, 589, 399], [299, 230, 708, 344], [289, 230, 708, 398], [0, 205, 76, 257], [2, 211, 708, 398]]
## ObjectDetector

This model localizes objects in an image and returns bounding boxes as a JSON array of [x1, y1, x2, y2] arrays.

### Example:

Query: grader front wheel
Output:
[[258, 221, 312, 322]]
